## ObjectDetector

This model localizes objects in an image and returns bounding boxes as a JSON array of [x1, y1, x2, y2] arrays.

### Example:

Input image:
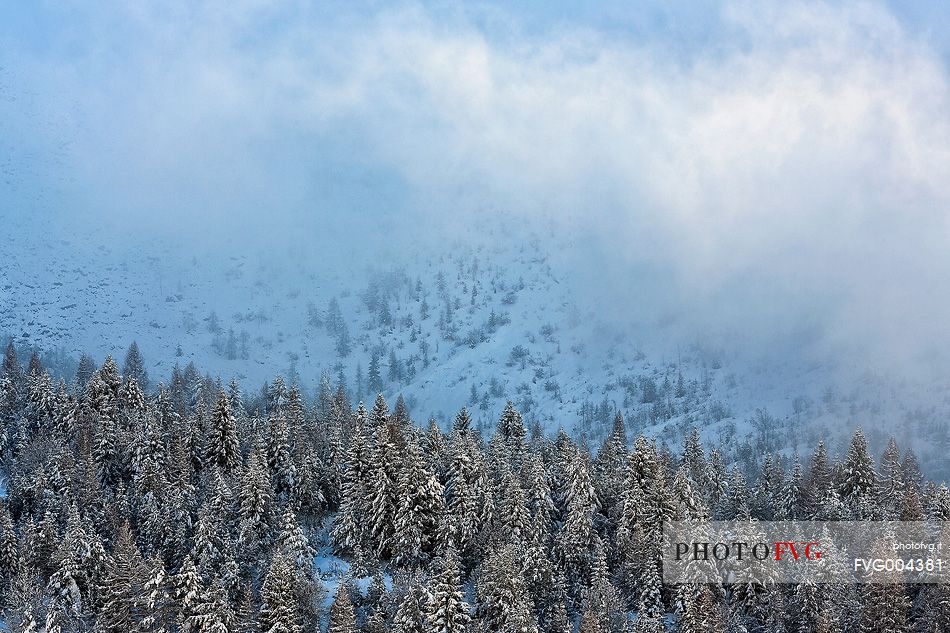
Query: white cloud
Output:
[[5, 0, 950, 369], [323, 2, 950, 365]]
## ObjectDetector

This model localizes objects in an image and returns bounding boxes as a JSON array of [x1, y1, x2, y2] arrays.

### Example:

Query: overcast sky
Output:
[[3, 0, 950, 373]]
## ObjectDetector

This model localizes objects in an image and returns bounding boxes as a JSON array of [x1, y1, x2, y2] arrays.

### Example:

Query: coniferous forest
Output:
[[5, 1, 950, 632], [1, 340, 948, 633]]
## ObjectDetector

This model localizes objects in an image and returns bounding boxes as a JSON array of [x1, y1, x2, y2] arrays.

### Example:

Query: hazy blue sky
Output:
[[3, 1, 950, 371]]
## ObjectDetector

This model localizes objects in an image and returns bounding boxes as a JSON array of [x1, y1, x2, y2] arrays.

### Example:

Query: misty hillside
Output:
[[4, 209, 950, 480], [5, 1, 950, 480]]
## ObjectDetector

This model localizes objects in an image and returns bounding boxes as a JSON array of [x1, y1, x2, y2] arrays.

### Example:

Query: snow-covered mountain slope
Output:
[[3, 209, 950, 479]]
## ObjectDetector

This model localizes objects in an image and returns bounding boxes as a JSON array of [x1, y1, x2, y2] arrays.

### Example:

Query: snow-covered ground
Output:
[[3, 210, 950, 479]]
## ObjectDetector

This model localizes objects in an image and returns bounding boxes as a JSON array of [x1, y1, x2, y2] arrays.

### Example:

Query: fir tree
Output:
[[259, 552, 303, 633], [238, 445, 273, 559], [392, 430, 444, 566], [123, 341, 149, 390], [838, 428, 877, 519], [393, 582, 431, 633], [98, 522, 149, 632], [368, 351, 385, 396], [268, 412, 297, 503], [427, 545, 471, 633], [328, 582, 358, 633], [208, 391, 240, 474], [476, 542, 539, 633]]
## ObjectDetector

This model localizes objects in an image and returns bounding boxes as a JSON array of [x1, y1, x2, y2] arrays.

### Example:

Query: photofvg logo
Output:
[[674, 539, 823, 563], [662, 521, 950, 584]]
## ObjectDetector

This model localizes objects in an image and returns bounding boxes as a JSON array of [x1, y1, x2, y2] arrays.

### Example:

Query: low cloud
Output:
[[3, 0, 950, 372]]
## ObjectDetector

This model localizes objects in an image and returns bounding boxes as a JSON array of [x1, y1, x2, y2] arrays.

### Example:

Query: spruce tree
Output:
[[2, 342, 21, 381], [838, 428, 877, 519], [140, 556, 174, 633], [915, 583, 950, 632], [368, 418, 402, 559], [680, 586, 725, 633], [174, 555, 204, 632], [208, 391, 239, 474], [267, 412, 297, 502], [368, 351, 384, 396], [123, 342, 149, 390], [393, 582, 431, 633], [259, 552, 303, 633], [453, 407, 472, 435], [328, 582, 358, 633], [777, 455, 804, 520], [275, 506, 315, 569], [445, 428, 491, 565], [0, 501, 19, 587], [392, 430, 444, 566], [578, 608, 602, 633], [238, 445, 273, 559], [98, 522, 149, 632], [637, 556, 663, 621], [427, 545, 471, 633], [556, 448, 595, 594], [332, 411, 370, 555], [584, 536, 624, 633], [878, 437, 904, 518], [593, 412, 628, 523], [499, 467, 532, 545], [475, 543, 539, 633], [522, 453, 554, 544], [805, 440, 832, 517], [496, 400, 528, 467]]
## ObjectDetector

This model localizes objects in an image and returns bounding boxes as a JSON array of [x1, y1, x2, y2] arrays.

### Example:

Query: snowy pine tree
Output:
[[260, 552, 303, 633], [393, 581, 431, 633], [475, 542, 539, 633], [123, 342, 149, 390], [427, 545, 471, 633], [392, 430, 444, 566], [328, 582, 358, 633], [98, 522, 149, 632], [208, 391, 239, 474], [838, 428, 877, 519]]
